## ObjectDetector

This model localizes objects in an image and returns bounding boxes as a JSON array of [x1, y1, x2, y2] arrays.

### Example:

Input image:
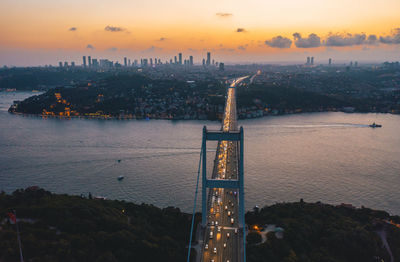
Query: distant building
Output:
[[71, 62, 75, 67], [189, 56, 193, 66], [174, 56, 177, 64], [179, 53, 182, 65], [306, 56, 310, 65], [64, 61, 68, 67], [206, 52, 211, 66], [92, 59, 99, 67], [128, 59, 131, 66], [219, 62, 225, 71], [328, 58, 332, 65], [150, 58, 153, 67], [311, 57, 314, 65], [354, 61, 358, 67], [88, 56, 92, 67], [124, 57, 127, 67], [202, 58, 205, 66], [59, 62, 63, 67], [83, 56, 87, 67]]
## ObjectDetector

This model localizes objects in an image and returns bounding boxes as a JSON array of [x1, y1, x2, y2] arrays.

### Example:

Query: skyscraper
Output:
[[124, 57, 127, 67], [189, 56, 193, 66], [306, 57, 310, 65], [206, 52, 211, 66], [59, 62, 63, 67], [202, 58, 205, 66], [88, 56, 91, 67], [83, 56, 87, 67], [179, 53, 182, 65], [174, 56, 177, 64], [328, 58, 332, 65], [311, 57, 314, 65], [219, 62, 225, 71]]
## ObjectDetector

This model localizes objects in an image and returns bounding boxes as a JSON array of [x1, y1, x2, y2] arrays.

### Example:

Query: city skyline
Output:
[[1, 0, 400, 65]]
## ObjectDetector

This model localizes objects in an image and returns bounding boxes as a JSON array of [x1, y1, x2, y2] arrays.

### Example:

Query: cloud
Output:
[[325, 33, 366, 46], [379, 28, 400, 44], [107, 47, 118, 51], [237, 44, 248, 51], [293, 33, 321, 48], [143, 46, 163, 52], [265, 36, 292, 48], [216, 13, 233, 18], [366, 34, 378, 45], [69, 27, 77, 31], [236, 28, 247, 33], [105, 26, 124, 32], [86, 44, 95, 50]]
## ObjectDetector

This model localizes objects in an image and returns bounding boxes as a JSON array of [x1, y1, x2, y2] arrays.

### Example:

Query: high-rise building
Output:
[[306, 57, 310, 65], [189, 56, 193, 66], [150, 58, 153, 66], [328, 58, 332, 65], [170, 59, 173, 64], [311, 57, 314, 65], [83, 56, 87, 67], [178, 53, 182, 65], [174, 56, 177, 64], [71, 62, 75, 67], [128, 59, 131, 67], [202, 58, 205, 66], [88, 56, 92, 67], [158, 59, 161, 64], [354, 61, 358, 67], [92, 59, 99, 67], [206, 52, 211, 66], [59, 62, 63, 67], [124, 57, 127, 67], [212, 59, 215, 66], [64, 62, 68, 67], [219, 62, 225, 71]]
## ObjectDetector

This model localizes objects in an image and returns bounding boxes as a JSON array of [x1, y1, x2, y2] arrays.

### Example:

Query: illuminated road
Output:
[[201, 76, 249, 262]]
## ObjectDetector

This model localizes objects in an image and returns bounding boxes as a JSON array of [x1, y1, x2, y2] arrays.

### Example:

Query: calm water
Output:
[[1, 92, 400, 214]]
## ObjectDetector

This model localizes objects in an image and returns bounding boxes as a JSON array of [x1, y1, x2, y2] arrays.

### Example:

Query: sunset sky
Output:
[[1, 0, 400, 66]]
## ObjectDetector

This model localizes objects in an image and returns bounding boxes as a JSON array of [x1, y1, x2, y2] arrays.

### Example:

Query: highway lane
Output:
[[201, 76, 249, 262]]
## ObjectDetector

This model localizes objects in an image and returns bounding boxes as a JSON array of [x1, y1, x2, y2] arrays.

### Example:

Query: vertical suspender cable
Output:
[[186, 145, 203, 262]]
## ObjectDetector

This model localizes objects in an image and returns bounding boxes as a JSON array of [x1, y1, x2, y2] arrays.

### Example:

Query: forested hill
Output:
[[1, 188, 399, 262]]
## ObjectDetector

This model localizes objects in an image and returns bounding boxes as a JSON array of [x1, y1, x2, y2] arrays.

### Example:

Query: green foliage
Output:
[[0, 188, 191, 262], [246, 202, 399, 262]]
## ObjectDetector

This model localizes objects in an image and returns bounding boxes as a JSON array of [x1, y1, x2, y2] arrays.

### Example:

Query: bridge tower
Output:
[[201, 125, 246, 261]]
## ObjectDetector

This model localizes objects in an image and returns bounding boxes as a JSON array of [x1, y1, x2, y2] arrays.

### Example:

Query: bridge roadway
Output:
[[201, 77, 248, 262]]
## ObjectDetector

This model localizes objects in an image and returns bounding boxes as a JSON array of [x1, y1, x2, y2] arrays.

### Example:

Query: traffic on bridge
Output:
[[201, 76, 249, 262]]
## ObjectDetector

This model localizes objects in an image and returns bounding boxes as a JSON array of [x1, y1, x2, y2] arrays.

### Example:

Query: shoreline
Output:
[[7, 109, 399, 121]]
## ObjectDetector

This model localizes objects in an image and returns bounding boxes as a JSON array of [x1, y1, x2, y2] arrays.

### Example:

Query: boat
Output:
[[117, 175, 124, 181], [369, 122, 382, 128]]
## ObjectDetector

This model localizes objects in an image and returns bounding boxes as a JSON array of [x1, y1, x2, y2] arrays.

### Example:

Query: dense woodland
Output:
[[1, 188, 399, 262]]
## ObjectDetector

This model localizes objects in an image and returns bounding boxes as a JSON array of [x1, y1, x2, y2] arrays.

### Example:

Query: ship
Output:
[[369, 122, 382, 128]]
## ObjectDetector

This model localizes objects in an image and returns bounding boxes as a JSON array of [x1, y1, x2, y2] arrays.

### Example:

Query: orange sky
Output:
[[1, 0, 400, 65]]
